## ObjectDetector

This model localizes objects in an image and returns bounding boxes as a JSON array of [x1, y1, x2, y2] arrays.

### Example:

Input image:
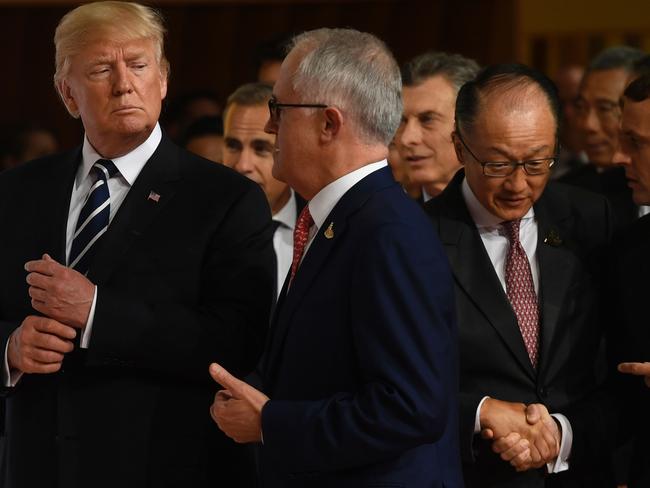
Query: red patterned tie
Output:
[[503, 219, 540, 368], [289, 205, 314, 283]]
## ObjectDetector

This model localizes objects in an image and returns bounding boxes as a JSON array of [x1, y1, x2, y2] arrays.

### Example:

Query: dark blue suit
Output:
[[259, 167, 463, 488]]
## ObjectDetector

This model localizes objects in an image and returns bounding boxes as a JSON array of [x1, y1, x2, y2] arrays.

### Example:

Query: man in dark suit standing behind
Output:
[[611, 73, 650, 487], [426, 64, 618, 486], [208, 28, 462, 487], [0, 2, 274, 487]]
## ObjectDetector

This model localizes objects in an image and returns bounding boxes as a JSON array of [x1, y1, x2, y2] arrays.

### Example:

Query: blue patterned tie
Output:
[[68, 159, 119, 275]]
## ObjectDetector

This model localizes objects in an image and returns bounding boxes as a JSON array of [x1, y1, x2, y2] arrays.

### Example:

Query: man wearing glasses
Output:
[[207, 27, 462, 487], [426, 64, 618, 487]]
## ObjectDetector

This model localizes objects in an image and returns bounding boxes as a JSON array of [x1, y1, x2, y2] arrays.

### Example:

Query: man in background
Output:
[[223, 82, 305, 296], [396, 51, 479, 202]]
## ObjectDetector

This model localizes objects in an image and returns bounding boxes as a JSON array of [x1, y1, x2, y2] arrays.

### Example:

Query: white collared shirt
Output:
[[462, 177, 572, 474], [273, 190, 298, 297], [71, 124, 162, 349]]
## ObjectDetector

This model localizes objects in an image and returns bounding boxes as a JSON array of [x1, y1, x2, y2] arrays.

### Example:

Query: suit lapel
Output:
[[534, 189, 575, 378], [264, 167, 395, 383], [39, 147, 82, 263], [438, 175, 536, 380], [88, 136, 180, 284]]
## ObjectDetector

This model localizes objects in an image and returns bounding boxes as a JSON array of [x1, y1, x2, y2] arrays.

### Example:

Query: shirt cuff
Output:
[[474, 396, 491, 434], [80, 285, 98, 349], [3, 334, 23, 387], [547, 413, 572, 473]]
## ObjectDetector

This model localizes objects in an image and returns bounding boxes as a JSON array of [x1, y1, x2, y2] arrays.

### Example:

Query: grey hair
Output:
[[401, 51, 480, 93], [587, 46, 645, 73], [287, 28, 402, 146]]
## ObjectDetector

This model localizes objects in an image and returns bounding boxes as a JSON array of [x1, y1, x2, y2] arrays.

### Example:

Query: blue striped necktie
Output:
[[68, 159, 119, 275]]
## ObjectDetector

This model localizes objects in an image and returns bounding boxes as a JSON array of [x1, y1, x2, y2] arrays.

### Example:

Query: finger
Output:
[[31, 333, 75, 354], [216, 389, 234, 402], [480, 428, 494, 440], [26, 272, 52, 291], [209, 362, 248, 398], [22, 357, 63, 374], [525, 404, 542, 424], [501, 439, 530, 463], [43, 253, 54, 262], [27, 347, 65, 364], [28, 286, 49, 302], [32, 318, 77, 340], [618, 362, 650, 376], [512, 448, 532, 472], [24, 259, 58, 276]]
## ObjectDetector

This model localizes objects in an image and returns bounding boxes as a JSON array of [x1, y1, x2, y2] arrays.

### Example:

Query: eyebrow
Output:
[[487, 144, 554, 160]]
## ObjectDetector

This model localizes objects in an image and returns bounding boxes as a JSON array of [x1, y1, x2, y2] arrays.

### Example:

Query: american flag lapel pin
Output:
[[148, 191, 161, 203]]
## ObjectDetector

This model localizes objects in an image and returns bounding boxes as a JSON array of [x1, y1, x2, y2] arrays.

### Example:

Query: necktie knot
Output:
[[503, 219, 522, 244], [92, 159, 119, 181]]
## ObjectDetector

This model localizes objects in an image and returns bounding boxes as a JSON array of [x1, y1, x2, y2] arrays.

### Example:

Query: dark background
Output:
[[0, 0, 648, 150]]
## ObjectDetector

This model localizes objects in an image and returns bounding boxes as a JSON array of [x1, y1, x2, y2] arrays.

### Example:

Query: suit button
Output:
[[537, 386, 548, 398]]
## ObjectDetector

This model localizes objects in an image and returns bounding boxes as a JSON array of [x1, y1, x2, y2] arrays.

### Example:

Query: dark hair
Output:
[[632, 54, 650, 78], [223, 82, 273, 123], [623, 73, 650, 102], [401, 51, 480, 92], [455, 63, 560, 137], [587, 46, 645, 73], [180, 116, 223, 147]]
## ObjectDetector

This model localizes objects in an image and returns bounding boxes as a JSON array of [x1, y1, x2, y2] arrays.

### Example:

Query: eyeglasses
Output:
[[268, 97, 328, 124], [456, 130, 556, 177]]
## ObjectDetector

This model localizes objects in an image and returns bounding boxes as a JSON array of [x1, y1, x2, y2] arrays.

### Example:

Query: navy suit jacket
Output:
[[259, 166, 463, 488], [0, 135, 275, 488]]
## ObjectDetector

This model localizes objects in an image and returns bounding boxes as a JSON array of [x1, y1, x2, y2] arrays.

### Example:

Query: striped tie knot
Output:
[[68, 159, 119, 275]]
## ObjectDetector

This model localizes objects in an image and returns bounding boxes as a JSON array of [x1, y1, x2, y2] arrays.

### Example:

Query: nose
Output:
[[612, 143, 631, 167], [233, 150, 254, 174], [112, 63, 133, 96], [504, 165, 529, 192], [398, 118, 422, 148], [579, 107, 600, 134]]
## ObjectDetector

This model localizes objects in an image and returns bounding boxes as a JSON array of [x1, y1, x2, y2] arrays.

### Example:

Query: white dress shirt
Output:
[[462, 178, 572, 474], [3, 124, 161, 386], [272, 190, 297, 297]]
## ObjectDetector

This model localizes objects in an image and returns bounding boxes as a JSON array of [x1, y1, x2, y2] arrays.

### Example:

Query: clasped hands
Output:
[[7, 254, 94, 375], [480, 398, 560, 472]]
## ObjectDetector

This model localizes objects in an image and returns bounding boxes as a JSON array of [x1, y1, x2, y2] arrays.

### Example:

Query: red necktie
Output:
[[289, 205, 314, 283], [503, 219, 540, 368]]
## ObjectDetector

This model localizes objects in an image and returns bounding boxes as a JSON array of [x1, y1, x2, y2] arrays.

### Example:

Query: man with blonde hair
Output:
[[0, 2, 274, 487]]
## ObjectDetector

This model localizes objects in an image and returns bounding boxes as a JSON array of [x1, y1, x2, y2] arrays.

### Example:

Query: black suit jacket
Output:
[[609, 215, 650, 488], [559, 164, 637, 232], [426, 171, 618, 487], [0, 135, 275, 488]]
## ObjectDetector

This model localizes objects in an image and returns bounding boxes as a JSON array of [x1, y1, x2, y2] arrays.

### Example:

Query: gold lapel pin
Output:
[[324, 222, 334, 239]]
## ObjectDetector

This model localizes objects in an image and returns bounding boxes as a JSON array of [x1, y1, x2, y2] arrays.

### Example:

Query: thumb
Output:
[[43, 253, 54, 261], [209, 362, 246, 399], [525, 404, 541, 425]]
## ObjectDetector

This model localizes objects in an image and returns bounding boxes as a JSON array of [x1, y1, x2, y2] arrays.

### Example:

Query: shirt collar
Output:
[[309, 160, 387, 229], [461, 176, 534, 229], [79, 123, 162, 188], [273, 189, 297, 231]]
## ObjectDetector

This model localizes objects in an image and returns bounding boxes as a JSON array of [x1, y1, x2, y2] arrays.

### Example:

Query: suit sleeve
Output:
[[84, 183, 275, 381], [261, 222, 458, 474]]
